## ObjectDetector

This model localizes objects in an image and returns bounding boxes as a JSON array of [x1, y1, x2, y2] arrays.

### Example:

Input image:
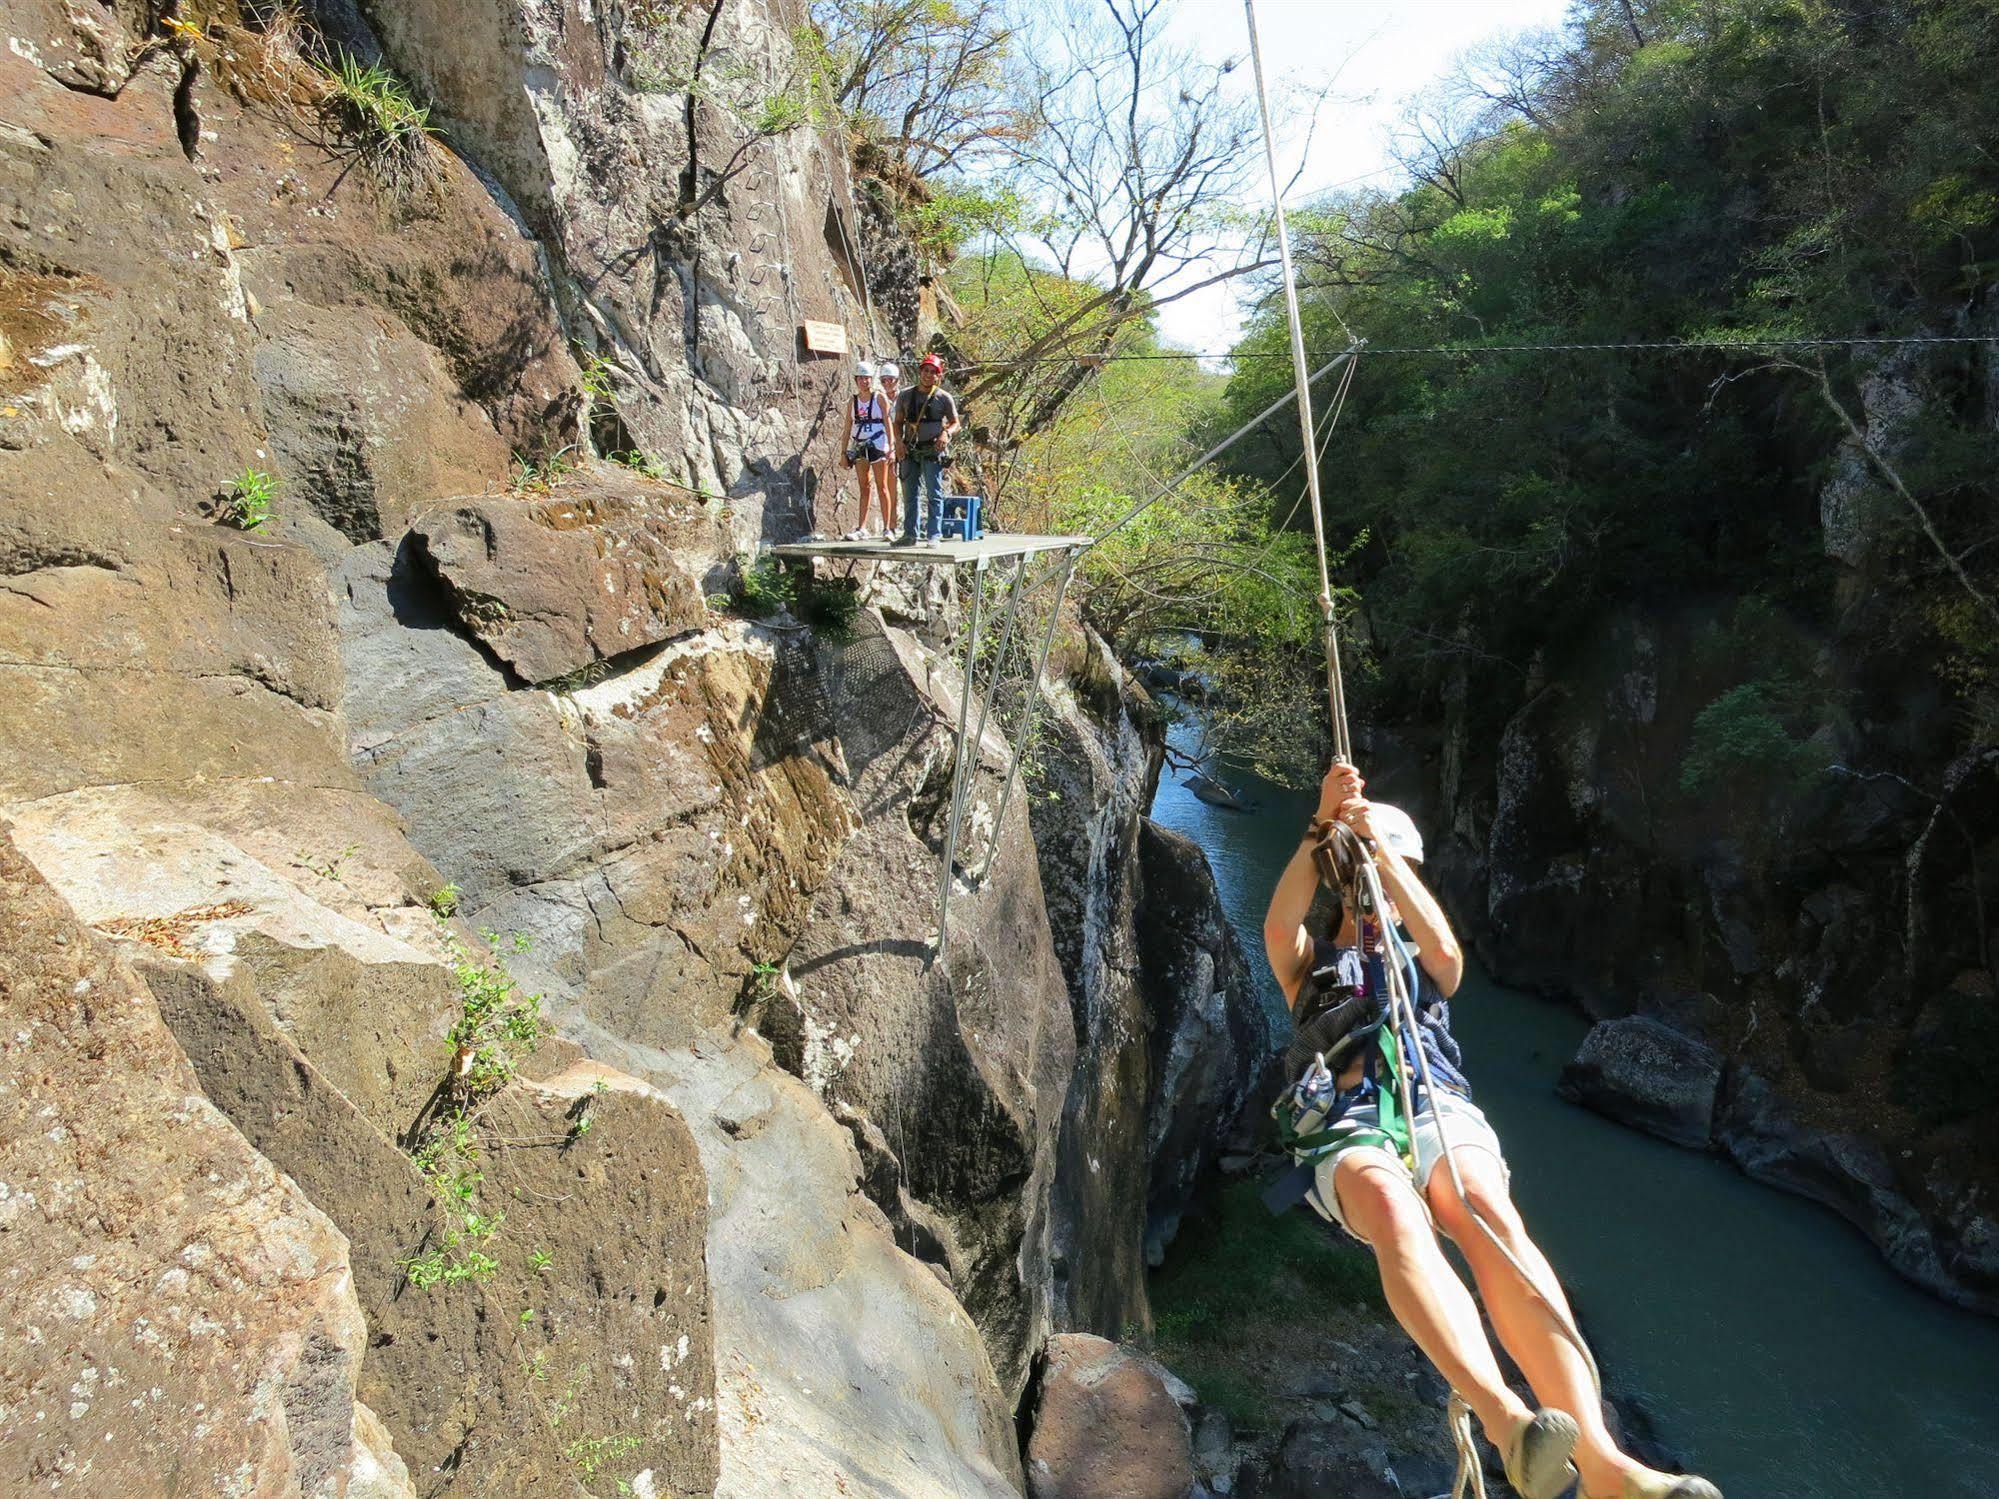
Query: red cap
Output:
[[919, 353, 945, 372]]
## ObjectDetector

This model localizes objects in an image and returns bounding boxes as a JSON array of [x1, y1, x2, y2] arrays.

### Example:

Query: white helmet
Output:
[[854, 360, 876, 379], [880, 361, 901, 379], [1367, 802, 1425, 864]]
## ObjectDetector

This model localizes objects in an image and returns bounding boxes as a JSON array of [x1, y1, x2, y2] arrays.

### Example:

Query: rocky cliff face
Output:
[[1423, 358, 1999, 1312], [0, 3, 1256, 1492], [1028, 632, 1272, 1339]]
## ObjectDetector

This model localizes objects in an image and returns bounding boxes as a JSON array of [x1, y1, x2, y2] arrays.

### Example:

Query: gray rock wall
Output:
[[1431, 587, 1999, 1312]]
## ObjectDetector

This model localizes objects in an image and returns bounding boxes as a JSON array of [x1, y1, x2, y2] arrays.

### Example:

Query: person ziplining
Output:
[[1236, 4, 1724, 1495], [1260, 770, 1724, 1499]]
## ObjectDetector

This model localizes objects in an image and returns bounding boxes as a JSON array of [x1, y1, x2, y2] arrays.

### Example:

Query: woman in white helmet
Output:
[[841, 361, 893, 540], [1263, 761, 1723, 1499], [878, 362, 903, 473]]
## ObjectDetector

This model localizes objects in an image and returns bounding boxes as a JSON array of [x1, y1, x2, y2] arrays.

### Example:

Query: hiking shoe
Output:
[[1591, 1474, 1723, 1499], [1502, 1408, 1580, 1499], [891, 532, 917, 547]]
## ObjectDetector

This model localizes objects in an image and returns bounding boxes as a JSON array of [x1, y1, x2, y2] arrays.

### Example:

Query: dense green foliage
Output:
[[1218, 0, 1999, 770]]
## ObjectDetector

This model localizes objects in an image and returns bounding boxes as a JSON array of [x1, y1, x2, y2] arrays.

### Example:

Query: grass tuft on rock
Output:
[[320, 51, 436, 149]]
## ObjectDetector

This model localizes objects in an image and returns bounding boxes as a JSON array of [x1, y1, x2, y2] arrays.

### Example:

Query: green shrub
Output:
[[220, 468, 276, 530], [1677, 683, 1820, 796], [735, 554, 796, 617], [798, 576, 861, 640]]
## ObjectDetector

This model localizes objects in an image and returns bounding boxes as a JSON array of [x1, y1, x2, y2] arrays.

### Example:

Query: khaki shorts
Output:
[[1308, 1093, 1509, 1244]]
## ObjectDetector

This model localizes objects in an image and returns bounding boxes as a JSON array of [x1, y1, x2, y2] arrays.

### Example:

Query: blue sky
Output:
[[1150, 0, 1574, 352]]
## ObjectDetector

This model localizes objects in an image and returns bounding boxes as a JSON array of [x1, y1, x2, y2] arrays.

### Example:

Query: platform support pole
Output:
[[977, 547, 1079, 886], [935, 555, 990, 953]]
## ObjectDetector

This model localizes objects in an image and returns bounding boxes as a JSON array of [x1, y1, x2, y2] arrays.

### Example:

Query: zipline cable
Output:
[[959, 330, 1999, 370], [1079, 347, 1355, 552], [1244, 0, 1349, 763]]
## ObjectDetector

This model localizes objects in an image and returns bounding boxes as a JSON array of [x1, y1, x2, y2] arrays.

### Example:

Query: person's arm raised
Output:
[[1338, 799, 1464, 998], [1262, 761, 1363, 1008]]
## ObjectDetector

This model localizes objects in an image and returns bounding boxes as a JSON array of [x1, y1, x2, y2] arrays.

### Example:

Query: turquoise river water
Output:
[[1149, 718, 1999, 1499]]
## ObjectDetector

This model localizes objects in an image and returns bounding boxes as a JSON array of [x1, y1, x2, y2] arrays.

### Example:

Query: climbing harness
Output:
[[851, 391, 889, 448], [1242, 4, 1602, 1493]]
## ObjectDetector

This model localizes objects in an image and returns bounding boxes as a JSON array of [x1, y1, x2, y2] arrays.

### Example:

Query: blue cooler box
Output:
[[941, 494, 983, 541]]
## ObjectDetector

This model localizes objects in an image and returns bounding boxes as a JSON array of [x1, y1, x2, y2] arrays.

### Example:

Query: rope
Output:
[[958, 331, 1999, 370], [1244, 0, 1347, 764], [1243, 5, 1599, 1487], [1449, 1394, 1488, 1499]]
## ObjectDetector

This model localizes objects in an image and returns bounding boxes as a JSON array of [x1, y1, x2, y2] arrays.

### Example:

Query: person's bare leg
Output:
[[1333, 1151, 1532, 1444], [853, 461, 872, 534], [870, 459, 893, 532], [1429, 1154, 1658, 1496]]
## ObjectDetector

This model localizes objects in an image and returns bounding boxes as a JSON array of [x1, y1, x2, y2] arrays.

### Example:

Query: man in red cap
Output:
[[893, 352, 960, 545]]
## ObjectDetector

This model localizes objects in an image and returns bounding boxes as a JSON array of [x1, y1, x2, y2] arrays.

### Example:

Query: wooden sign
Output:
[[799, 320, 848, 355]]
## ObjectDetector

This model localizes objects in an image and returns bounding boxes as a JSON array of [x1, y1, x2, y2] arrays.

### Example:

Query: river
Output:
[[1149, 716, 1999, 1499]]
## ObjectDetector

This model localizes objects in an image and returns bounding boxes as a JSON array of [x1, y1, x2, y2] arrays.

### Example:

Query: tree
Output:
[[812, 0, 1024, 181], [949, 0, 1332, 454]]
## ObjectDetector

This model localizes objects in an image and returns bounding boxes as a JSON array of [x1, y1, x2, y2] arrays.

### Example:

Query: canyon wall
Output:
[[0, 3, 1263, 1493]]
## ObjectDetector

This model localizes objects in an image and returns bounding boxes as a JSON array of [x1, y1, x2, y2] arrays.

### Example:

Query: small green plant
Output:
[[221, 468, 276, 530], [734, 553, 796, 617], [320, 51, 436, 149], [528, 1247, 553, 1273], [543, 658, 614, 695], [512, 445, 578, 494], [608, 448, 667, 481], [444, 930, 549, 1098], [566, 1434, 643, 1481], [577, 351, 616, 403], [296, 843, 358, 882], [428, 882, 461, 918], [400, 1160, 504, 1289]]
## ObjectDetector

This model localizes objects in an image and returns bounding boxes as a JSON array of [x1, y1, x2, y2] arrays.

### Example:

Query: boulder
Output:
[[1717, 1070, 1992, 1312], [1024, 1335, 1196, 1499], [1558, 1015, 1724, 1150], [0, 834, 413, 1497], [579, 1023, 1025, 1499], [1234, 1418, 1411, 1499], [407, 471, 730, 684]]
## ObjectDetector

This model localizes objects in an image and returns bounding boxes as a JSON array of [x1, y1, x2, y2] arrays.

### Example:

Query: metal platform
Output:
[[769, 533, 1088, 566]]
